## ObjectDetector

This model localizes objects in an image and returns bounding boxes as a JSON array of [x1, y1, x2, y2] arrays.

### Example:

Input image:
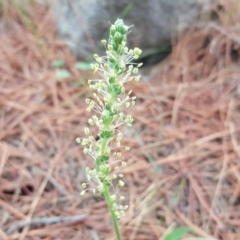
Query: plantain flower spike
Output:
[[77, 19, 142, 221]]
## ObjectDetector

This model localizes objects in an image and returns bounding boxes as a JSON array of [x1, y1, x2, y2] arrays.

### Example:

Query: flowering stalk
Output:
[[77, 19, 142, 240]]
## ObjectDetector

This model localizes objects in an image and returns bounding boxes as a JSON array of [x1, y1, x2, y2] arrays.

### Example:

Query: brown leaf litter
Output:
[[0, 1, 240, 239]]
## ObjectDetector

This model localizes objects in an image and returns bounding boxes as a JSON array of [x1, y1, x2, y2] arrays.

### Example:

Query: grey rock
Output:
[[53, 0, 213, 60]]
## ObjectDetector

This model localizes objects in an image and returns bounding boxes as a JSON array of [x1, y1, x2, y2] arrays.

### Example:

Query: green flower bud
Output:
[[100, 130, 113, 139], [110, 25, 116, 35]]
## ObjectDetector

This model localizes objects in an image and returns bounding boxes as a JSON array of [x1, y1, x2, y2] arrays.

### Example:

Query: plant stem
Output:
[[103, 183, 123, 240]]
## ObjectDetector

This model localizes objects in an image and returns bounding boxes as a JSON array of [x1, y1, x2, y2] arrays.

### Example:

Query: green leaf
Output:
[[51, 59, 65, 68], [74, 62, 92, 70], [164, 227, 193, 240], [56, 69, 71, 80], [120, 2, 133, 18], [170, 178, 186, 207]]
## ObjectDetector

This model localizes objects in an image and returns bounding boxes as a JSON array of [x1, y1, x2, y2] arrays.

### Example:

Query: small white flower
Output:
[[126, 102, 130, 108], [84, 127, 90, 135], [135, 76, 141, 81], [80, 191, 85, 196], [133, 68, 138, 74], [117, 152, 121, 157], [122, 162, 127, 167], [119, 180, 124, 187], [120, 196, 125, 201], [111, 195, 117, 201], [134, 47, 142, 56]]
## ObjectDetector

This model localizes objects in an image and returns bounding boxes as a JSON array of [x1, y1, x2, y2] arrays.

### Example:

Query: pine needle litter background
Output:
[[0, 1, 240, 239]]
